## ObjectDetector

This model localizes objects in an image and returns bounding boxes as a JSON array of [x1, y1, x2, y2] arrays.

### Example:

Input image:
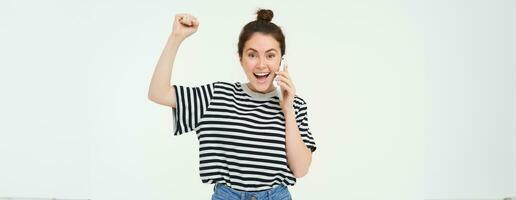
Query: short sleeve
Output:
[[172, 82, 216, 135], [295, 101, 317, 152]]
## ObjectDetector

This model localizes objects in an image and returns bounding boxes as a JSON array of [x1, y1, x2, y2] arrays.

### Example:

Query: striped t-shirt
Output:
[[171, 81, 316, 192]]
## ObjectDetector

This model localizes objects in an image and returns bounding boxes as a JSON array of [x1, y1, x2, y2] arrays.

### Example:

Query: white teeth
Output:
[[254, 72, 270, 76]]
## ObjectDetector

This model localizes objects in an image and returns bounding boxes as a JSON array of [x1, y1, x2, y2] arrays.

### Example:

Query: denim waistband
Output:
[[212, 183, 291, 200]]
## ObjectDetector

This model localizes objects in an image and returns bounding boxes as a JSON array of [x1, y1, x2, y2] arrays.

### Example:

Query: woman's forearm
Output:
[[148, 35, 184, 99], [284, 107, 312, 178]]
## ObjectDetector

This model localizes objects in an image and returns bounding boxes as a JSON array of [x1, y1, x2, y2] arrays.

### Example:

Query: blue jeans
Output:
[[211, 183, 292, 200]]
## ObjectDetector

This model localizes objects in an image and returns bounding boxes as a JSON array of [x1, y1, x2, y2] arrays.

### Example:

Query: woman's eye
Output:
[[248, 53, 256, 58], [268, 54, 275, 58]]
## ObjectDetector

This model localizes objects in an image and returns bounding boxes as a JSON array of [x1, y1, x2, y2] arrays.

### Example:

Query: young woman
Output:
[[148, 9, 316, 200]]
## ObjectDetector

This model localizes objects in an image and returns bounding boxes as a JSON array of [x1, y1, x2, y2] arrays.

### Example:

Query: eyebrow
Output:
[[246, 48, 278, 53]]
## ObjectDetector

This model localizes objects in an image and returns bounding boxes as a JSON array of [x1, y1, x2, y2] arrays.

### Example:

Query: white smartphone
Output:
[[274, 56, 286, 101]]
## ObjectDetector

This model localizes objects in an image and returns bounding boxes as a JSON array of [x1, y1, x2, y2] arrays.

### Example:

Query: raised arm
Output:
[[147, 13, 199, 108]]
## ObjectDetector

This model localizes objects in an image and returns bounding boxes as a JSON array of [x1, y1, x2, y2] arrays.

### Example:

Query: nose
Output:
[[257, 57, 268, 68]]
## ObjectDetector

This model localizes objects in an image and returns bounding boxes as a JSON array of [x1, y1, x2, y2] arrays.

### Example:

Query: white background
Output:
[[0, 0, 513, 200]]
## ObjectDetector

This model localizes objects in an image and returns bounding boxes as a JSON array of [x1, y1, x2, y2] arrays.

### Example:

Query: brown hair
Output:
[[238, 9, 286, 60]]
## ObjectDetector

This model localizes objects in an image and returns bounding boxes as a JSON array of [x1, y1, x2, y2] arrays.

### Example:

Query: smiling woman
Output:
[[243, 39, 279, 87], [147, 8, 316, 200], [246, 46, 277, 84], [238, 9, 285, 94]]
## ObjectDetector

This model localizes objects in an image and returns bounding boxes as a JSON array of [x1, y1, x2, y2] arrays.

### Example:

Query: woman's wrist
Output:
[[282, 106, 295, 117], [168, 34, 185, 45]]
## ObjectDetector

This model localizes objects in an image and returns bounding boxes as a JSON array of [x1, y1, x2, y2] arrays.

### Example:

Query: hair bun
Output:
[[256, 9, 273, 22]]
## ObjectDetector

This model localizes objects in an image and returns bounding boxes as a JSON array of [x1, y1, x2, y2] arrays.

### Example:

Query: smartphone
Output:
[[274, 56, 286, 101]]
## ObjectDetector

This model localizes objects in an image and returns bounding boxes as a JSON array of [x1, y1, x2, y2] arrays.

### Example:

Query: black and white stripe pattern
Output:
[[172, 82, 214, 135], [171, 81, 316, 191]]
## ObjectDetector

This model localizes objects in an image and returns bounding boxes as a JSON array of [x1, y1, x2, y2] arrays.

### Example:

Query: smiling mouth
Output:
[[254, 72, 271, 80]]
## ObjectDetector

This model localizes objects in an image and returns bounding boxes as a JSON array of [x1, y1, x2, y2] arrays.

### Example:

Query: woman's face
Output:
[[240, 32, 282, 93]]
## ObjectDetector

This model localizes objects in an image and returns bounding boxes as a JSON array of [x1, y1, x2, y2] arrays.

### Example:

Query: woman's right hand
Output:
[[171, 13, 199, 40]]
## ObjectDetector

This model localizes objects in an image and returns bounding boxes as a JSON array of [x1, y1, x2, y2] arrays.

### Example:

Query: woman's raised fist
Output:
[[171, 13, 199, 40]]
